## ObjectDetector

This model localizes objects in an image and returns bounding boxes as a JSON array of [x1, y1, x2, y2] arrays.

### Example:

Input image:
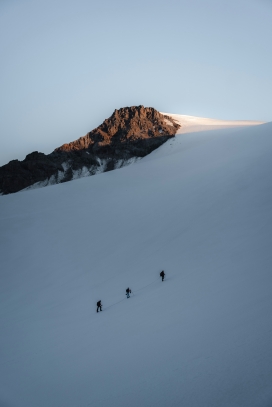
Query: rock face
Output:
[[0, 106, 180, 195]]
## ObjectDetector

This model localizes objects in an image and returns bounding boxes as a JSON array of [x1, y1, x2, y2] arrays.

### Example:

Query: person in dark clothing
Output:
[[160, 270, 165, 281], [97, 300, 102, 312], [126, 288, 132, 298]]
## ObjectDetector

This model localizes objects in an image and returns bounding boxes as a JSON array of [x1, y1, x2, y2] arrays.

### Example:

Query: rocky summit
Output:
[[0, 106, 180, 195]]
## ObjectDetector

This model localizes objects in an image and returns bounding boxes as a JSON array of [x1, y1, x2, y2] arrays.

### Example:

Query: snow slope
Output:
[[1, 121, 272, 407]]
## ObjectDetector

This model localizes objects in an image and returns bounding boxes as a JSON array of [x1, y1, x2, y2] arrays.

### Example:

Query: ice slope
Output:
[[1, 122, 272, 407]]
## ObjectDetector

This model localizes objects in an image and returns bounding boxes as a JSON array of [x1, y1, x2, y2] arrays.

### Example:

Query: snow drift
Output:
[[0, 121, 272, 407]]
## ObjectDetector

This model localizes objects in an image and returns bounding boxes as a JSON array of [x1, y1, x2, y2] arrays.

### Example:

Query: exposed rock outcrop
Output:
[[0, 106, 180, 195]]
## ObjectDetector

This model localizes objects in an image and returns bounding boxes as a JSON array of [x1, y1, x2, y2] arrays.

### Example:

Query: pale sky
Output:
[[1, 0, 272, 166]]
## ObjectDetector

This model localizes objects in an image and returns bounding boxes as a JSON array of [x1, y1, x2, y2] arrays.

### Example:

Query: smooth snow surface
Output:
[[164, 113, 264, 134], [1, 122, 272, 407]]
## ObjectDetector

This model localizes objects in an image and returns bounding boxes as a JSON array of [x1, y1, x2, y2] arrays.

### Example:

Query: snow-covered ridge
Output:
[[163, 113, 264, 134]]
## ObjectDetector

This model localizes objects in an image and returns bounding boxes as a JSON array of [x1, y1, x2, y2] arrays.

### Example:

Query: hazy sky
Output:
[[1, 0, 272, 165]]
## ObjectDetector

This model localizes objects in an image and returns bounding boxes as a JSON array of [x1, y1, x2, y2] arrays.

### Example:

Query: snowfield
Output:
[[1, 119, 272, 407]]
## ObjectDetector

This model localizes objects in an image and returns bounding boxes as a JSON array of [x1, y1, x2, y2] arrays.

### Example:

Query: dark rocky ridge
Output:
[[0, 106, 180, 195]]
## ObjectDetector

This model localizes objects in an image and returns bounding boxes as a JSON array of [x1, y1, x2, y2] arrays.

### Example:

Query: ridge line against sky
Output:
[[0, 0, 272, 166]]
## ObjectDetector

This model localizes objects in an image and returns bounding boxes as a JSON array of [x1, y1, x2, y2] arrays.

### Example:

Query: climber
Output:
[[160, 270, 165, 282], [97, 300, 102, 312]]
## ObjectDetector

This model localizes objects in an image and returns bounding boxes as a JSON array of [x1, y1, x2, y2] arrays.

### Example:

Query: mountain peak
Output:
[[55, 105, 179, 153], [0, 106, 180, 195]]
